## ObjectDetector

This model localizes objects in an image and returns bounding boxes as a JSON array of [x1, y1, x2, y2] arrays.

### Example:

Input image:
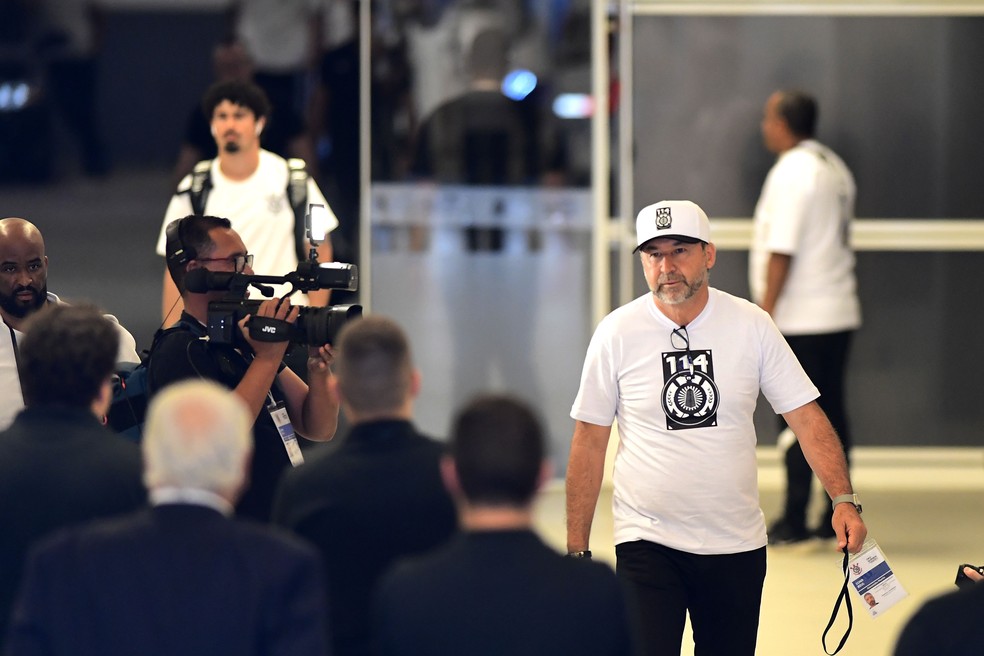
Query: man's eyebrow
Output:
[[0, 258, 41, 266]]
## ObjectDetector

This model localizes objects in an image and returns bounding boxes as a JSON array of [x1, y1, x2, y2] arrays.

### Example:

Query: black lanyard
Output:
[[6, 322, 24, 398], [822, 547, 853, 655]]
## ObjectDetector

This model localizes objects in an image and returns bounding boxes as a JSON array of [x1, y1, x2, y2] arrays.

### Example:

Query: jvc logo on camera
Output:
[[261, 325, 277, 334]]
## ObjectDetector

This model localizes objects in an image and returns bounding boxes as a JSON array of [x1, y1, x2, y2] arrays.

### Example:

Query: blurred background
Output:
[[1, 0, 983, 464], [4, 3, 984, 653]]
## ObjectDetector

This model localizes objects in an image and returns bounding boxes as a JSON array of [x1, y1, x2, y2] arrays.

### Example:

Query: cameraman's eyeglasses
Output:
[[196, 253, 254, 273]]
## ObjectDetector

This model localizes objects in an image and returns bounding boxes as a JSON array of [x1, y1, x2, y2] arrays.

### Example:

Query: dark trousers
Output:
[[47, 57, 109, 175], [779, 330, 854, 529], [616, 540, 767, 656]]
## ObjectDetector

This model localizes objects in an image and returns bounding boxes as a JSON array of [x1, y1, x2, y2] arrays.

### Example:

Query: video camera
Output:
[[184, 203, 362, 346]]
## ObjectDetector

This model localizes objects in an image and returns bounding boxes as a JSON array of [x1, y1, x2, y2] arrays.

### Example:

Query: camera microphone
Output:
[[184, 269, 238, 293], [184, 269, 275, 297]]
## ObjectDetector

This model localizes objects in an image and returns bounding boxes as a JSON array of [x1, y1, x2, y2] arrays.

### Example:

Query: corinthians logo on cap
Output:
[[655, 206, 672, 230]]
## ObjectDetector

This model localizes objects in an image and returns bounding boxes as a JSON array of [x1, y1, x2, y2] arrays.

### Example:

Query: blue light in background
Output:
[[552, 93, 594, 119], [0, 82, 30, 112], [501, 69, 537, 101]]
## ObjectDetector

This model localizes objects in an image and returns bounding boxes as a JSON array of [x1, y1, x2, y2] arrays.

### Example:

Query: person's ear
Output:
[[254, 118, 265, 136], [409, 368, 422, 399], [93, 378, 112, 418], [704, 242, 717, 270], [439, 455, 461, 498]]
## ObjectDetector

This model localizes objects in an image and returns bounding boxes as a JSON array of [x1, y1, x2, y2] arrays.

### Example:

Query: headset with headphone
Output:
[[164, 217, 197, 284]]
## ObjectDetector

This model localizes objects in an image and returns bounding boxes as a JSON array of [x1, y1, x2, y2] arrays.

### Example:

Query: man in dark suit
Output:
[[894, 567, 984, 655], [272, 316, 457, 656], [373, 395, 634, 656], [6, 379, 330, 656], [0, 304, 145, 650]]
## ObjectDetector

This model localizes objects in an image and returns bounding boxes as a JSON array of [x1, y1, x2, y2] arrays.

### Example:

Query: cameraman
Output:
[[149, 214, 338, 522]]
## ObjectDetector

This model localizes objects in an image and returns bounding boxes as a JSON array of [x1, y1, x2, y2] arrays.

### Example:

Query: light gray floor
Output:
[[533, 447, 984, 656]]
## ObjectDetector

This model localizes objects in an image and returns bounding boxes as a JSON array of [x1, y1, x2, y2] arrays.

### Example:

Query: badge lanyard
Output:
[[822, 547, 853, 655], [266, 392, 304, 466], [6, 323, 24, 399]]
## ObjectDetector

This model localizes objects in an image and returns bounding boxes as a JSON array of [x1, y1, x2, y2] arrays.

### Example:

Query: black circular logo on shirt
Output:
[[662, 370, 720, 427]]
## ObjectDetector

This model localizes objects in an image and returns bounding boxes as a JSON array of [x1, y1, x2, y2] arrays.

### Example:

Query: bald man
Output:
[[0, 217, 139, 430]]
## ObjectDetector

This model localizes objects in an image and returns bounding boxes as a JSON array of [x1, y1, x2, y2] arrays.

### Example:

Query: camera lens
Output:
[[296, 304, 363, 345]]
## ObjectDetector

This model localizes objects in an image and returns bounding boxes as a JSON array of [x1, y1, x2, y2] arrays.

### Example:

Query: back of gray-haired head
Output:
[[143, 380, 252, 495]]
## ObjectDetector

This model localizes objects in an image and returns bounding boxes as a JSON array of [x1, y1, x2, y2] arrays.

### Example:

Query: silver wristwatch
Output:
[[831, 493, 862, 514]]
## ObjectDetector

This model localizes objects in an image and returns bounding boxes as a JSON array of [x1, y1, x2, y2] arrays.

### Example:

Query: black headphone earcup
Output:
[[165, 217, 199, 289], [165, 216, 200, 267], [165, 219, 189, 266]]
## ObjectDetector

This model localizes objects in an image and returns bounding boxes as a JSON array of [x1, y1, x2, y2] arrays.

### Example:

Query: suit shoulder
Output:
[[85, 429, 144, 464], [377, 544, 450, 595], [30, 509, 149, 560], [231, 518, 321, 560], [409, 430, 448, 452]]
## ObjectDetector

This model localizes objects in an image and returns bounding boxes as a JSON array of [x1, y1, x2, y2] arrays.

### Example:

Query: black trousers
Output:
[[778, 330, 854, 529], [47, 57, 109, 175], [616, 540, 767, 656]]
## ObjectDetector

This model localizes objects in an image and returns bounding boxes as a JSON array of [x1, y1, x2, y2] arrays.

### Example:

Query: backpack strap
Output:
[[286, 158, 309, 263], [185, 159, 213, 216], [151, 317, 248, 392], [144, 319, 202, 392]]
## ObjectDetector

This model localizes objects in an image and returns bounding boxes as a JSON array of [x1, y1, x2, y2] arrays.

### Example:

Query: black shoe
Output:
[[767, 519, 811, 545]]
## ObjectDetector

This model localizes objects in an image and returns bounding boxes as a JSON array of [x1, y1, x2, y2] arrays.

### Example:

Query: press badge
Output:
[[847, 537, 908, 618], [267, 399, 305, 466]]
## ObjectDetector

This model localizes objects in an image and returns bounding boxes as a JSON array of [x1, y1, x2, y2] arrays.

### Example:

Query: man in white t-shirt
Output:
[[157, 79, 338, 327], [566, 200, 866, 655], [750, 90, 861, 545]]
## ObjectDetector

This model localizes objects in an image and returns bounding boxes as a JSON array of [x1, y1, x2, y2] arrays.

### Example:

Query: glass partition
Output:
[[621, 4, 984, 446], [364, 1, 597, 464]]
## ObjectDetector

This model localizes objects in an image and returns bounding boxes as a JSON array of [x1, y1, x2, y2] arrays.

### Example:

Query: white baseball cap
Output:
[[633, 200, 711, 252]]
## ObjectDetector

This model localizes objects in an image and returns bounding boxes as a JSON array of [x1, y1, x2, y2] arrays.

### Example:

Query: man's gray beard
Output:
[[653, 270, 706, 305], [223, 142, 241, 154]]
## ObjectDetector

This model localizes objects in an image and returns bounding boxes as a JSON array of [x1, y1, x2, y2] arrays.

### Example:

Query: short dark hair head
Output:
[[467, 27, 508, 80], [18, 304, 119, 408], [776, 91, 818, 138], [450, 394, 545, 507], [165, 214, 232, 294], [202, 79, 271, 122], [334, 316, 413, 416]]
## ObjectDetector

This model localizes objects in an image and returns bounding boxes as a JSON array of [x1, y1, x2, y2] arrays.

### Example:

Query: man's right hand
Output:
[[238, 298, 299, 363]]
